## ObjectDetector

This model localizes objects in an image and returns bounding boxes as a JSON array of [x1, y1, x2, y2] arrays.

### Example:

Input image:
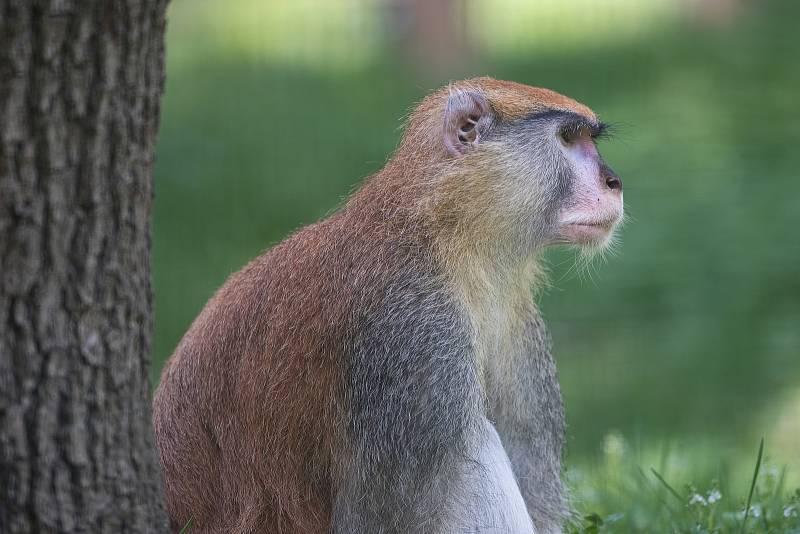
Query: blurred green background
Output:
[[153, 0, 799, 506]]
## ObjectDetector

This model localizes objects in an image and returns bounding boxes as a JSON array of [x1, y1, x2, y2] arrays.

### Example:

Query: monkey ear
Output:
[[443, 89, 494, 157]]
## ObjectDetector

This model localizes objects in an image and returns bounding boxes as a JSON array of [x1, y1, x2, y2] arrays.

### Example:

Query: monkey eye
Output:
[[559, 125, 577, 145], [559, 124, 591, 145]]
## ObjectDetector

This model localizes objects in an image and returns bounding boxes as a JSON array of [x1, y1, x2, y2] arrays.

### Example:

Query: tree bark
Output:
[[384, 0, 471, 73], [0, 1, 170, 532]]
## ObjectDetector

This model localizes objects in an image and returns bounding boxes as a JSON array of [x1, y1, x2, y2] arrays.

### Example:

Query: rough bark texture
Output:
[[0, 1, 170, 532]]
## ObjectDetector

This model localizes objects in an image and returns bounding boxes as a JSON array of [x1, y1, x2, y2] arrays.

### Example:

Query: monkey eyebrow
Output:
[[557, 114, 609, 140], [523, 109, 610, 139]]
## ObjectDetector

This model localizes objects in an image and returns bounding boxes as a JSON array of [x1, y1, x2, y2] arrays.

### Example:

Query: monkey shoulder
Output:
[[334, 236, 486, 531], [339, 228, 486, 446]]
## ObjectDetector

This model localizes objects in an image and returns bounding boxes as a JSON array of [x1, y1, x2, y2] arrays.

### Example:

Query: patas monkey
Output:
[[154, 77, 623, 534]]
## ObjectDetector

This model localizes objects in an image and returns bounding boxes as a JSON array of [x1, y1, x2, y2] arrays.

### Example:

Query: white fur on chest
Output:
[[449, 419, 537, 533]]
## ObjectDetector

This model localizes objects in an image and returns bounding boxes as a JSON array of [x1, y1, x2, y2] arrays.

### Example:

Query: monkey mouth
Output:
[[558, 219, 618, 245], [571, 220, 615, 230]]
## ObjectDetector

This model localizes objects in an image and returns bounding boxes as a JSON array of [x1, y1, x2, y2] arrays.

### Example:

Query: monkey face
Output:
[[471, 111, 623, 255], [549, 115, 623, 249], [438, 82, 623, 258]]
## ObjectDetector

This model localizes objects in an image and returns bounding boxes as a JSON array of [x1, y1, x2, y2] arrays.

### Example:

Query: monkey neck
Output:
[[349, 155, 546, 311], [445, 250, 543, 322], [443, 250, 544, 387]]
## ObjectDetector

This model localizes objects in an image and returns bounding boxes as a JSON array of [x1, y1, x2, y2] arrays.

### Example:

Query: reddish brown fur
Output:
[[152, 77, 595, 533], [155, 216, 351, 532]]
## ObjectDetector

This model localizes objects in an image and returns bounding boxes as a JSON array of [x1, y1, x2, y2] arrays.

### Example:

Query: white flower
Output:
[[764, 466, 779, 479], [750, 504, 762, 518], [689, 493, 707, 506], [707, 489, 722, 504], [785, 505, 797, 518]]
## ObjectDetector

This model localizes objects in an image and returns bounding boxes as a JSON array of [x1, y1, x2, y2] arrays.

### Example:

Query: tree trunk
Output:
[[384, 0, 471, 73], [0, 1, 170, 532]]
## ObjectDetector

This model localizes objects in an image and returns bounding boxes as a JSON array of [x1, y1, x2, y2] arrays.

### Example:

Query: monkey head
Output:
[[409, 78, 623, 261]]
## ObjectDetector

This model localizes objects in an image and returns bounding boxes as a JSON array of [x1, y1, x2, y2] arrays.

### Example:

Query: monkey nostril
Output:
[[605, 175, 622, 191]]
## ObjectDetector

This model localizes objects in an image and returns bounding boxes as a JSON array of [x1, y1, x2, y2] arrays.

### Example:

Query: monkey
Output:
[[152, 77, 623, 534]]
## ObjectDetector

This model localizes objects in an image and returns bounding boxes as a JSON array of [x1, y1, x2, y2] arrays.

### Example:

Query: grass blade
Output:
[[179, 517, 194, 534], [772, 465, 787, 507], [650, 467, 684, 504], [739, 437, 765, 534]]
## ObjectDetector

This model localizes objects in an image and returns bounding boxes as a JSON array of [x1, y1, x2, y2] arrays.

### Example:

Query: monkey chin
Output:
[[554, 219, 621, 259]]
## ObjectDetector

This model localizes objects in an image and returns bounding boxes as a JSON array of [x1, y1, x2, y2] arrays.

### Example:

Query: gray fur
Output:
[[485, 312, 568, 533], [332, 242, 566, 533], [333, 254, 484, 533]]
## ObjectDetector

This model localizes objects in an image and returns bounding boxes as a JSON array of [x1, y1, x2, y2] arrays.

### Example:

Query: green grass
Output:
[[153, 0, 800, 527], [569, 439, 800, 533]]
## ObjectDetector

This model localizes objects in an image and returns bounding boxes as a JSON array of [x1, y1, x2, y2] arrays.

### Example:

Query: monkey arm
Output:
[[448, 419, 537, 533], [330, 271, 484, 533], [486, 312, 569, 534]]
